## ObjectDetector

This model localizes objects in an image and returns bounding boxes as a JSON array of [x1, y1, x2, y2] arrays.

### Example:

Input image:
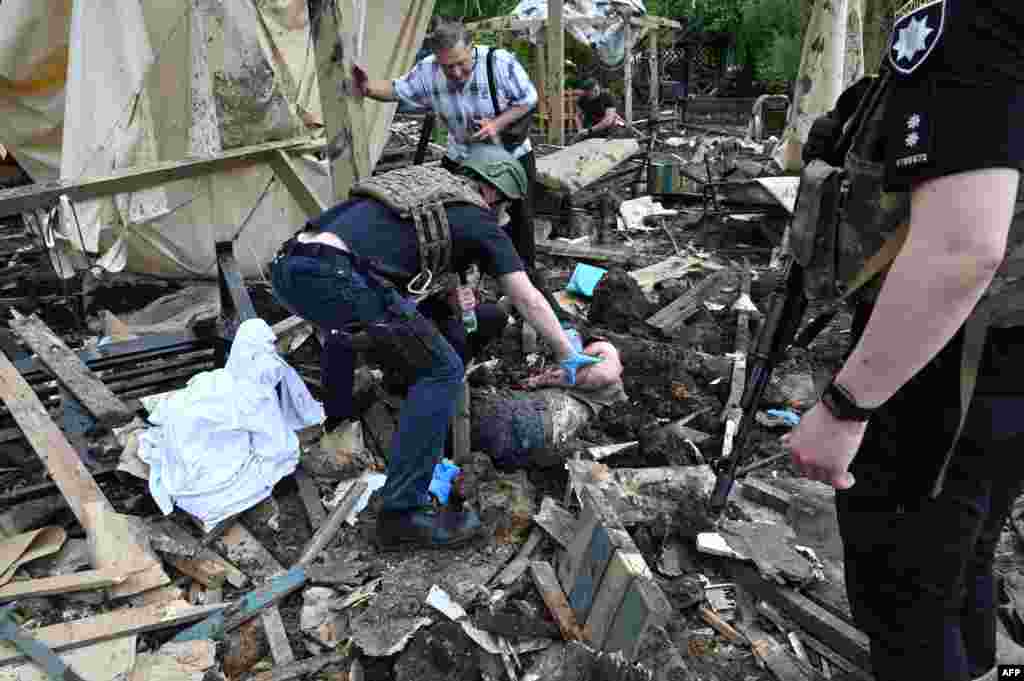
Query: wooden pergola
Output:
[[468, 4, 682, 146]]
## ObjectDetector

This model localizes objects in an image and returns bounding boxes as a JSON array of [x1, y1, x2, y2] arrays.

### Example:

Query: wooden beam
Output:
[[645, 269, 732, 333], [297, 479, 368, 567], [536, 239, 639, 266], [0, 349, 170, 598], [624, 20, 634, 128], [168, 556, 228, 589], [313, 1, 371, 202], [248, 651, 350, 681], [732, 564, 872, 670], [493, 526, 545, 587], [294, 467, 327, 531], [269, 149, 327, 218], [10, 313, 135, 428], [720, 268, 753, 464], [0, 600, 223, 665], [530, 561, 582, 641], [546, 0, 565, 146], [465, 15, 681, 33], [0, 138, 319, 220], [0, 569, 126, 602], [648, 30, 659, 137]]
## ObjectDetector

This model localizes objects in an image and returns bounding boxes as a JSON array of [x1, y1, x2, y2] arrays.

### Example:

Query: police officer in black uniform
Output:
[[789, 3, 1024, 679]]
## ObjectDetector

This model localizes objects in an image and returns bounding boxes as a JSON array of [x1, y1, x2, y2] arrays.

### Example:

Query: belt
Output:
[[277, 236, 415, 291]]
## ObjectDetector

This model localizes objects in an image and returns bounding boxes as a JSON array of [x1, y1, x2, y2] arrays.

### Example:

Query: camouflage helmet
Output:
[[458, 144, 528, 201]]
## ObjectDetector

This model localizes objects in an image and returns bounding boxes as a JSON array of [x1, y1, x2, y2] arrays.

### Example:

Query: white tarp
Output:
[[511, 0, 647, 67], [0, 0, 432, 280], [137, 318, 324, 530]]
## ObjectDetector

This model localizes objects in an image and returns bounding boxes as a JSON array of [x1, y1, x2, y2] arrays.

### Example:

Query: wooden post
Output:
[[546, 0, 565, 146], [535, 38, 548, 137], [648, 29, 659, 137], [624, 19, 634, 128], [312, 1, 370, 201]]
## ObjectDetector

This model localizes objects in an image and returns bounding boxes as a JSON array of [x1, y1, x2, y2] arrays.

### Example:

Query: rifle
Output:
[[708, 258, 808, 517]]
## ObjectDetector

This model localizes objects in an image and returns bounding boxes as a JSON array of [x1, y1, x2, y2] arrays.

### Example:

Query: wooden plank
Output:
[[741, 478, 794, 515], [800, 634, 875, 681], [645, 269, 731, 332], [261, 604, 296, 666], [624, 20, 633, 128], [628, 256, 704, 292], [313, 1, 371, 202], [215, 523, 283, 582], [720, 268, 753, 467], [494, 526, 545, 587], [0, 569, 125, 602], [297, 479, 368, 567], [603, 577, 672, 661], [584, 549, 648, 650], [530, 561, 582, 641], [534, 496, 577, 549], [732, 564, 872, 671], [0, 349, 169, 598], [536, 239, 638, 266], [700, 605, 744, 644], [249, 650, 350, 681], [0, 600, 222, 665], [269, 149, 327, 219], [168, 557, 227, 588], [294, 467, 326, 531], [10, 313, 134, 427], [0, 138, 319, 219], [546, 0, 565, 146], [647, 29, 659, 137]]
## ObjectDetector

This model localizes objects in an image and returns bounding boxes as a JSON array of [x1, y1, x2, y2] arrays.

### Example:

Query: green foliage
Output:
[[432, 0, 517, 21]]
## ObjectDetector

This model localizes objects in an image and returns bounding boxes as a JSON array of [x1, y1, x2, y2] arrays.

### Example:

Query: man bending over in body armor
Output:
[[270, 144, 600, 550]]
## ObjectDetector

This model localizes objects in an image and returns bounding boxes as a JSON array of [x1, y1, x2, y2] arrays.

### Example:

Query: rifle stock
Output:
[[708, 260, 807, 516]]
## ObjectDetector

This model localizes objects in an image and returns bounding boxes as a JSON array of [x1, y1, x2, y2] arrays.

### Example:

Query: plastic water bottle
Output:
[[462, 306, 478, 334]]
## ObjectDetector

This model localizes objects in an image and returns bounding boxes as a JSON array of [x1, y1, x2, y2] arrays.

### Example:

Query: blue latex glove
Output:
[[560, 350, 602, 386]]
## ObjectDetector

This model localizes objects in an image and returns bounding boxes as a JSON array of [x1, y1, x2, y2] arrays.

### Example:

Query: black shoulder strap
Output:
[[485, 46, 502, 117]]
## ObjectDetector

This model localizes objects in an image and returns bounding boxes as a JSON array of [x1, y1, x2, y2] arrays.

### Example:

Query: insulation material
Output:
[[535, 137, 640, 193], [0, 0, 429, 280]]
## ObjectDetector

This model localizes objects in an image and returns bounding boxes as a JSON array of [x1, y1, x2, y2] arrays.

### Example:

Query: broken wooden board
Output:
[[294, 467, 326, 531], [645, 268, 732, 334], [584, 549, 649, 650], [602, 577, 673, 662], [0, 349, 169, 598], [732, 563, 872, 671], [249, 650, 350, 681], [147, 518, 248, 589], [494, 527, 546, 587], [536, 239, 640, 267], [0, 600, 222, 665], [534, 497, 577, 549], [629, 255, 719, 293], [530, 561, 582, 641], [297, 479, 367, 567], [0, 568, 125, 602], [10, 313, 135, 427], [168, 556, 227, 588], [721, 268, 753, 464]]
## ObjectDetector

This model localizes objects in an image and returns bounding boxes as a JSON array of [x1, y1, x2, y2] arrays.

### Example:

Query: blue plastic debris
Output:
[[758, 409, 801, 428], [565, 263, 607, 298]]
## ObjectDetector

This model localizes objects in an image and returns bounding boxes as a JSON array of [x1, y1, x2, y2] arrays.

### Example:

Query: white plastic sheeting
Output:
[[511, 0, 647, 66], [138, 318, 324, 530]]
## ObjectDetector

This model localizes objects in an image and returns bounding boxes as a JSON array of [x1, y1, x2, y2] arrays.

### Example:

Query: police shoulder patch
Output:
[[888, 0, 945, 75]]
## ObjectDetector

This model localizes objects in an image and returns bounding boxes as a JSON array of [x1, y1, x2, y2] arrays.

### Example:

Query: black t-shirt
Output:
[[308, 198, 525, 280], [577, 92, 615, 129]]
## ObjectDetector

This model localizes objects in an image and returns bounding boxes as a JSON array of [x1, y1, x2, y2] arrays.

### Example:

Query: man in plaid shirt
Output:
[[354, 21, 540, 269]]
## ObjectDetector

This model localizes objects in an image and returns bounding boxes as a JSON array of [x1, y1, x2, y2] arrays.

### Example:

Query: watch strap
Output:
[[822, 381, 873, 422]]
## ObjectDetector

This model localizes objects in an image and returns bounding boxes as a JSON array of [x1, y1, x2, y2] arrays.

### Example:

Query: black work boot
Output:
[[374, 507, 484, 550]]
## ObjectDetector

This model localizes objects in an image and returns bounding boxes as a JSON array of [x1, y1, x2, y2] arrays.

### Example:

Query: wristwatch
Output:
[[821, 382, 874, 422]]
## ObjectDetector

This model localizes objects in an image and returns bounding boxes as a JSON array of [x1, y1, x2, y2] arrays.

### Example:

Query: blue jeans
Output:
[[836, 342, 1024, 680], [270, 247, 464, 511]]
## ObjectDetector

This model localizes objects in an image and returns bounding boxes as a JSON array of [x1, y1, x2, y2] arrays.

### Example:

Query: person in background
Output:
[[572, 78, 619, 143]]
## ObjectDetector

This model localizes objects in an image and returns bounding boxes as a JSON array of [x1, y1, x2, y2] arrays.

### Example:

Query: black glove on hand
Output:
[[802, 112, 843, 166]]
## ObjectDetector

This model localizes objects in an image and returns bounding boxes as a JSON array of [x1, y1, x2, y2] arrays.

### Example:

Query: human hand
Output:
[[558, 351, 602, 386], [447, 285, 476, 316], [352, 64, 369, 98], [471, 118, 502, 142], [526, 341, 621, 390], [781, 402, 867, 489]]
